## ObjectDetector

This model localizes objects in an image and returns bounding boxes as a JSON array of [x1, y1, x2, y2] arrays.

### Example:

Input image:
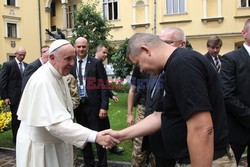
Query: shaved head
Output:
[[74, 37, 89, 59], [15, 47, 26, 62]]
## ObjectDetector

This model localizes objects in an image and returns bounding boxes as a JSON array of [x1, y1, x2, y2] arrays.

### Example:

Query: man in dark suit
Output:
[[21, 45, 49, 91], [204, 35, 223, 73], [0, 47, 28, 143], [95, 44, 125, 155], [220, 19, 250, 165], [71, 37, 109, 167], [95, 44, 119, 103]]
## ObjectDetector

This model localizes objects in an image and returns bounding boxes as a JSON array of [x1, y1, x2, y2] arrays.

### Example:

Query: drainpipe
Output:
[[153, 0, 156, 35], [38, 0, 42, 48]]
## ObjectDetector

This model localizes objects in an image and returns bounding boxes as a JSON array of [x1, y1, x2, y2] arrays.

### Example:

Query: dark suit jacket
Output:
[[71, 56, 109, 112], [143, 74, 166, 157], [0, 59, 28, 105], [108, 90, 114, 99], [204, 52, 222, 70], [21, 58, 42, 91], [220, 46, 250, 145]]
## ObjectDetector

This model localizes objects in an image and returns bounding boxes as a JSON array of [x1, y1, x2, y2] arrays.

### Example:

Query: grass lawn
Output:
[[0, 130, 14, 148], [0, 93, 133, 162], [106, 92, 133, 162]]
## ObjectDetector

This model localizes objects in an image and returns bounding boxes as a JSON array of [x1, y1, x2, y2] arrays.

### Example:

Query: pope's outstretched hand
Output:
[[96, 131, 120, 149]]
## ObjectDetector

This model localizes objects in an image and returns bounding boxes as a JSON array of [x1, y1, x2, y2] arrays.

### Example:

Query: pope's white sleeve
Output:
[[45, 119, 97, 148]]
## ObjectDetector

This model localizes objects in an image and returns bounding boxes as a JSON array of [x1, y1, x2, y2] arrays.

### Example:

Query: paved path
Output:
[[0, 148, 16, 167], [0, 147, 130, 167], [0, 147, 248, 167]]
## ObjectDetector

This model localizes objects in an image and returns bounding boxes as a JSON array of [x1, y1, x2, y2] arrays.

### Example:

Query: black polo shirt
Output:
[[161, 48, 228, 162]]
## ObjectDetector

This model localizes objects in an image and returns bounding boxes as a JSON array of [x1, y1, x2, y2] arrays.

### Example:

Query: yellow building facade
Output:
[[1, 0, 250, 64]]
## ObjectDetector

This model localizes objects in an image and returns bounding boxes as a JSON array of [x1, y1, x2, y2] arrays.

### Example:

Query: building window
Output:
[[7, 23, 17, 38], [51, 25, 56, 31], [7, 54, 15, 61], [7, 0, 16, 6], [240, 0, 250, 7], [103, 0, 119, 20], [51, 0, 56, 17], [166, 0, 185, 15], [67, 5, 77, 29]]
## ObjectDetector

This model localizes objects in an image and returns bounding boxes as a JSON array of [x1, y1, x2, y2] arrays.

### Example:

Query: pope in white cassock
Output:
[[16, 40, 119, 167]]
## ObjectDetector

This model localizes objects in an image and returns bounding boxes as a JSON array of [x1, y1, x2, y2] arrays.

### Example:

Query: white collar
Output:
[[15, 58, 22, 64], [39, 58, 44, 65], [47, 62, 62, 79], [243, 43, 250, 56], [210, 54, 219, 60], [77, 55, 88, 62]]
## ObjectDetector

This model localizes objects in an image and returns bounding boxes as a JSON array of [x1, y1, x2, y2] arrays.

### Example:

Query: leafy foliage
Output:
[[71, 0, 112, 55], [110, 82, 130, 93], [111, 38, 134, 79], [186, 40, 193, 49]]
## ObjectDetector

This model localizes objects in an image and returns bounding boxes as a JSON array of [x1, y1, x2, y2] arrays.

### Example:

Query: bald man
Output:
[[159, 27, 186, 48], [71, 37, 110, 167], [0, 47, 28, 143]]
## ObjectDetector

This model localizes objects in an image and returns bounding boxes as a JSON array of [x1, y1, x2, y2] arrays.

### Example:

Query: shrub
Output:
[[0, 100, 12, 132]]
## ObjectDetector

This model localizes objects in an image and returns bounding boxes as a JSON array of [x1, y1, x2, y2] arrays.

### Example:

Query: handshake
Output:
[[96, 129, 123, 149], [95, 112, 162, 149]]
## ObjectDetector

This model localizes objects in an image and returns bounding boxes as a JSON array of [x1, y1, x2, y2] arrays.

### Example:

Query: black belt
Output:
[[177, 147, 227, 164]]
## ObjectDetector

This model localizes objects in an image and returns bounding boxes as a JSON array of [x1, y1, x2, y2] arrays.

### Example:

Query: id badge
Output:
[[79, 85, 85, 97]]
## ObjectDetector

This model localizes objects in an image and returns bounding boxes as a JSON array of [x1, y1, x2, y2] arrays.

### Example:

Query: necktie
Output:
[[19, 62, 23, 75], [214, 57, 221, 72], [151, 72, 163, 99], [78, 60, 83, 85]]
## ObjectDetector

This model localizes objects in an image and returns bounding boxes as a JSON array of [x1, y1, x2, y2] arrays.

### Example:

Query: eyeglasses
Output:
[[162, 40, 182, 45], [16, 53, 26, 56]]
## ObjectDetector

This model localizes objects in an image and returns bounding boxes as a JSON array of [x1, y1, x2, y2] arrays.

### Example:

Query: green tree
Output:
[[71, 0, 112, 55], [111, 38, 134, 79]]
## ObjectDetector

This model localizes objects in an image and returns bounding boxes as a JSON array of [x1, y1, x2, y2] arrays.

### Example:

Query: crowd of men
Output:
[[0, 18, 249, 167]]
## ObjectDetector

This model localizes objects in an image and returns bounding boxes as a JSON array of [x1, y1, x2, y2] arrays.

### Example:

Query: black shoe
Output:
[[109, 146, 125, 155]]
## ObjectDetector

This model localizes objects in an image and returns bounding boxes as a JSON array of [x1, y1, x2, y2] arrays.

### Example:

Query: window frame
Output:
[[5, 19, 20, 38], [7, 23, 17, 38], [239, 0, 250, 7], [51, 1, 56, 17], [165, 0, 186, 15], [66, 4, 77, 29], [6, 0, 16, 6], [102, 0, 119, 21], [7, 53, 15, 61]]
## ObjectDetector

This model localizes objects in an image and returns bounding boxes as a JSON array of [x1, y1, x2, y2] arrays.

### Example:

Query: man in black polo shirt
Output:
[[103, 33, 236, 166], [143, 27, 187, 167]]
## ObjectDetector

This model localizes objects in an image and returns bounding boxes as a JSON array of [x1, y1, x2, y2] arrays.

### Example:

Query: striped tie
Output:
[[214, 57, 221, 73], [19, 62, 23, 75]]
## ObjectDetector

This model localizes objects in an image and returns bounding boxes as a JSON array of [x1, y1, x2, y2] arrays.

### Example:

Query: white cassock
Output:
[[16, 62, 95, 167]]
